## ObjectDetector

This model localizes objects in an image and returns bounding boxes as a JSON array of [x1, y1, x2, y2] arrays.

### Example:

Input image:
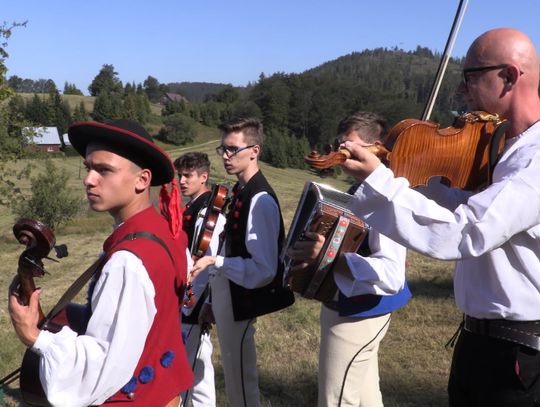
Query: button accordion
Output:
[[281, 181, 368, 302]]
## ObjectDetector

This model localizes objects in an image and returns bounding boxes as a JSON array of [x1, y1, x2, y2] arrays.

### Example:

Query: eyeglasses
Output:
[[462, 64, 523, 86], [216, 144, 256, 158]]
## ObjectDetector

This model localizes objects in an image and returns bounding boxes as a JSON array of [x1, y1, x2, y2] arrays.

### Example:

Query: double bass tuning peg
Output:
[[44, 244, 69, 263], [53, 244, 68, 259]]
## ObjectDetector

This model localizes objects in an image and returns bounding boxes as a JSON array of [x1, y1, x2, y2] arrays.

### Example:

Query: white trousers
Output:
[[318, 305, 391, 407], [181, 322, 216, 407], [211, 274, 260, 407]]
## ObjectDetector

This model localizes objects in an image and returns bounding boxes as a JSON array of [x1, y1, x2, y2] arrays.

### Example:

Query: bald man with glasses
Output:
[[338, 28, 540, 406]]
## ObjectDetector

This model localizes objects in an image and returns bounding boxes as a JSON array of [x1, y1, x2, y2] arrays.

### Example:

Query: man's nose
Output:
[[84, 170, 97, 187]]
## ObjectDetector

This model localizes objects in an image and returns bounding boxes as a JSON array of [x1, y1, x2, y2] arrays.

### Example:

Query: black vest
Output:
[[181, 190, 212, 324], [182, 190, 212, 248], [225, 171, 294, 321]]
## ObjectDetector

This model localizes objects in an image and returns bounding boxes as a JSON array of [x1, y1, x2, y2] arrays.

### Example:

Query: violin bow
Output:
[[422, 0, 469, 121]]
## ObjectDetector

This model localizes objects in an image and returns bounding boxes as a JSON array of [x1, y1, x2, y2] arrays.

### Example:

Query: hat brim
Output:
[[68, 122, 174, 186]]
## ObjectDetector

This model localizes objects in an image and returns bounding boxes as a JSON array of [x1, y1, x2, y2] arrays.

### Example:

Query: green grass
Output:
[[0, 140, 461, 406]]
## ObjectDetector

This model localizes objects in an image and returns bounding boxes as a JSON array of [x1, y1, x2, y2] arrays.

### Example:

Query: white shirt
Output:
[[32, 251, 156, 407], [350, 121, 540, 320], [213, 192, 280, 289], [335, 228, 407, 297]]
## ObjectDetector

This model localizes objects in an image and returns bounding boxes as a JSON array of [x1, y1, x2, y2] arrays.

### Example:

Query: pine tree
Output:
[[63, 81, 83, 95], [73, 101, 89, 122], [25, 94, 51, 125], [88, 64, 123, 96]]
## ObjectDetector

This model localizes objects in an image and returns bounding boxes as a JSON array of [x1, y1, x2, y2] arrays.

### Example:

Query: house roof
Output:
[[61, 133, 71, 146], [163, 93, 188, 103], [26, 127, 61, 145]]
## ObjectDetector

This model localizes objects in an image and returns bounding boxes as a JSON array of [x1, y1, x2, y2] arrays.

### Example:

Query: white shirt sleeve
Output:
[[32, 250, 156, 407], [213, 192, 280, 289], [334, 228, 407, 297], [414, 176, 473, 211], [351, 157, 540, 260]]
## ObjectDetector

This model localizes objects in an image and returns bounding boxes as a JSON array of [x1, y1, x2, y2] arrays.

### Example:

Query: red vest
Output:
[[101, 206, 193, 406]]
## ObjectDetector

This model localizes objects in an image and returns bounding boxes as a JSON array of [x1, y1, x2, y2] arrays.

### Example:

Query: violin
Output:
[[305, 111, 509, 190], [183, 184, 229, 308]]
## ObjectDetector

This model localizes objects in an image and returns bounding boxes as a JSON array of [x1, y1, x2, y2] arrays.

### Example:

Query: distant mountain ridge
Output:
[[168, 46, 464, 109]]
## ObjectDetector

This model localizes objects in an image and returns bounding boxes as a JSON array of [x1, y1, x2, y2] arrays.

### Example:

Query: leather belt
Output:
[[464, 315, 540, 351]]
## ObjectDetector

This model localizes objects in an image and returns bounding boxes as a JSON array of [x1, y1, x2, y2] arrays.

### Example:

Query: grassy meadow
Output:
[[0, 138, 460, 406]]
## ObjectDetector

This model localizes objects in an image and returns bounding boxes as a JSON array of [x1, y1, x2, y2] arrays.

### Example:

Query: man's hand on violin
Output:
[[340, 141, 382, 182], [287, 231, 325, 273], [8, 276, 41, 348], [198, 303, 215, 334], [189, 256, 217, 284]]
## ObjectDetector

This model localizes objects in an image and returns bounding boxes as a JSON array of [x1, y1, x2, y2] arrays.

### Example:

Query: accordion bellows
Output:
[[281, 182, 368, 303]]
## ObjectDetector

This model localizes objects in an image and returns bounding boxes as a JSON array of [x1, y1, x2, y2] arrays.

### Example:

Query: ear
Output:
[[505, 65, 521, 85], [201, 172, 209, 184], [135, 168, 152, 192], [251, 145, 261, 159]]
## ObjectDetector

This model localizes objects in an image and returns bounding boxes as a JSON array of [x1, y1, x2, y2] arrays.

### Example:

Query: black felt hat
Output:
[[68, 119, 174, 186]]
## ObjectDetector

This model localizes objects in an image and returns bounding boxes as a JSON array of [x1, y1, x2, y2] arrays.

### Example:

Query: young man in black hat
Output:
[[190, 117, 294, 407], [8, 119, 193, 406]]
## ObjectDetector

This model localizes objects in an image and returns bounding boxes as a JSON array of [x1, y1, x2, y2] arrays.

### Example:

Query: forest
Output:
[[1, 43, 466, 169]]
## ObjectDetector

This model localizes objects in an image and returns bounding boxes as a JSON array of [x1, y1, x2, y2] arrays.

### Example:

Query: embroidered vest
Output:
[[224, 171, 294, 321], [96, 206, 193, 405]]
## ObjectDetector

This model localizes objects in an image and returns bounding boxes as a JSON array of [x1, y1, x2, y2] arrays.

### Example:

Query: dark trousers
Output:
[[448, 329, 540, 406]]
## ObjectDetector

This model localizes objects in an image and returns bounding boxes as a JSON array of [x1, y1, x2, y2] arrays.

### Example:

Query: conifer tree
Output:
[[63, 81, 83, 95], [88, 64, 123, 96]]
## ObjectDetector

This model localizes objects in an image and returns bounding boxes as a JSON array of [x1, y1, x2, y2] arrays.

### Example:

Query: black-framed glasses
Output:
[[216, 144, 256, 158], [462, 64, 523, 86]]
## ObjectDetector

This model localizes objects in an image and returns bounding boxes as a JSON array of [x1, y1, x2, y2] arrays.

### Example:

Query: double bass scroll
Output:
[[7, 219, 62, 406]]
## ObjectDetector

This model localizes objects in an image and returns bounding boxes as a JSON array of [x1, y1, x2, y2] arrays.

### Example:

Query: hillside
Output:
[[0, 147, 459, 406], [9, 46, 468, 171], [16, 93, 165, 117]]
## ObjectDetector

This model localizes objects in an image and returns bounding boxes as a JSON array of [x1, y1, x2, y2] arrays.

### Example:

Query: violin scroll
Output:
[[305, 144, 389, 171], [305, 149, 351, 170]]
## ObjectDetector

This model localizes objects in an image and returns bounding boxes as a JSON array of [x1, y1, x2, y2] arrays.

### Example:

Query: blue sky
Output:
[[3, 1, 540, 94]]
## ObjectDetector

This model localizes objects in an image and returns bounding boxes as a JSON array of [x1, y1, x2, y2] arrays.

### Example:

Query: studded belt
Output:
[[464, 315, 540, 351]]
